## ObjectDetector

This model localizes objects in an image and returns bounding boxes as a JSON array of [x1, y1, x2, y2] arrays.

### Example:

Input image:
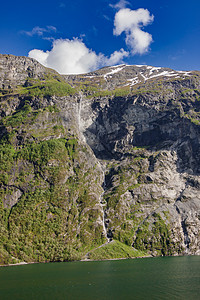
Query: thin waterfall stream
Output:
[[77, 91, 111, 248], [100, 169, 111, 243], [78, 92, 82, 131]]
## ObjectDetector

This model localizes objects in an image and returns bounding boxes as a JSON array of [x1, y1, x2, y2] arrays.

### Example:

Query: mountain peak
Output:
[[0, 54, 200, 264]]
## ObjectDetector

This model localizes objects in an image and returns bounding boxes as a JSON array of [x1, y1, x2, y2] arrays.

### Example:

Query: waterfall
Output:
[[78, 92, 82, 131], [77, 92, 86, 143], [100, 168, 110, 243]]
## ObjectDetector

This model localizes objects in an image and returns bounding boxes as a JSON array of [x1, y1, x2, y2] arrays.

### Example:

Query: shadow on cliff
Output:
[[83, 94, 200, 175]]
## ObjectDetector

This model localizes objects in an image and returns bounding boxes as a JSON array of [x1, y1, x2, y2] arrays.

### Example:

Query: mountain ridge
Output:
[[0, 54, 200, 264]]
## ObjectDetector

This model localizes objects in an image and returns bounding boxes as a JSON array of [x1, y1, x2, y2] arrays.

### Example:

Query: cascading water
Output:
[[77, 92, 111, 243], [100, 169, 111, 243], [78, 92, 82, 131]]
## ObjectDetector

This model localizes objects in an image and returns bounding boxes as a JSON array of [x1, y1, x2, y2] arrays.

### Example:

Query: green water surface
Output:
[[0, 256, 199, 300]]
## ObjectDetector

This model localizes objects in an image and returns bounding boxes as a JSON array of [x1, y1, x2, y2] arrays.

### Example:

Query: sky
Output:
[[0, 0, 200, 74]]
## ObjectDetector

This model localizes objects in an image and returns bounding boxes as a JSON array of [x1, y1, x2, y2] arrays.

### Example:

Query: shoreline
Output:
[[0, 261, 37, 267], [0, 254, 153, 267], [2, 253, 191, 267], [80, 254, 153, 262], [1, 253, 199, 267]]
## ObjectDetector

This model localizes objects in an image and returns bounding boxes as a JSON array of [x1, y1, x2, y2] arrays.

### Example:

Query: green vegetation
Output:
[[103, 151, 181, 256], [77, 82, 130, 98], [134, 213, 173, 256], [0, 128, 105, 264], [1, 64, 199, 265], [1, 102, 36, 128], [22, 80, 76, 97], [184, 113, 200, 125], [87, 240, 148, 260], [104, 157, 149, 246], [0, 77, 76, 98], [134, 87, 160, 95]]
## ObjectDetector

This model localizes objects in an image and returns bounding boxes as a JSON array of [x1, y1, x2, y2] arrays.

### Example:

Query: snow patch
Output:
[[148, 71, 177, 79], [127, 77, 140, 86], [135, 65, 148, 68], [176, 71, 191, 76], [149, 67, 162, 76], [104, 65, 126, 78], [140, 73, 148, 81], [141, 70, 191, 81], [150, 67, 162, 71]]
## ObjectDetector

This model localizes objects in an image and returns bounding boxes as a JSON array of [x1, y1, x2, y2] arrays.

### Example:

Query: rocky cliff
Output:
[[0, 54, 200, 264]]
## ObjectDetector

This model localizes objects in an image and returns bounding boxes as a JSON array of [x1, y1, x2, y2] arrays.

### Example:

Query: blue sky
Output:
[[1, 0, 200, 74]]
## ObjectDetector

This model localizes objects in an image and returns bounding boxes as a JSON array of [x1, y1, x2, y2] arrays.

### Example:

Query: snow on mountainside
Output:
[[81, 64, 192, 90], [0, 54, 200, 264]]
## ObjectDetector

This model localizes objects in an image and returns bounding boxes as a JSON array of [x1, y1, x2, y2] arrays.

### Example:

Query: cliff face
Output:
[[0, 54, 200, 264]]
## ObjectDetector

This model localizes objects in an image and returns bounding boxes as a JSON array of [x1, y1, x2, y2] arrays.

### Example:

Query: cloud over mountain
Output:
[[28, 4, 154, 74], [113, 8, 154, 54], [29, 38, 128, 74]]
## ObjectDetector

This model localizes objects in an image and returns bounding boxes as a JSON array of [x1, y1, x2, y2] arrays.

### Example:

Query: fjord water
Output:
[[0, 256, 199, 300]]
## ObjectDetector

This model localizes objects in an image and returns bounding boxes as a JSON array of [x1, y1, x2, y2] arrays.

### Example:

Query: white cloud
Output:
[[114, 8, 154, 54], [27, 5, 154, 74], [28, 38, 128, 74], [110, 0, 130, 10], [104, 48, 129, 65], [28, 49, 49, 66], [125, 27, 153, 54], [21, 26, 57, 37]]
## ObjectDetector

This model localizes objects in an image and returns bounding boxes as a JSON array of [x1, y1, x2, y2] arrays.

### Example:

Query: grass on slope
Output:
[[87, 240, 148, 260], [0, 78, 76, 98]]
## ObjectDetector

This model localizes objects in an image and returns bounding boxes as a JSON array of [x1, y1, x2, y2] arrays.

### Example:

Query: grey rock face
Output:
[[2, 187, 23, 208], [76, 66, 200, 255], [0, 54, 200, 260], [0, 54, 49, 88]]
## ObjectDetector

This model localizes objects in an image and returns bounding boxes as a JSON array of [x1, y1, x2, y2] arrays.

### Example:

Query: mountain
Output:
[[0, 54, 200, 264]]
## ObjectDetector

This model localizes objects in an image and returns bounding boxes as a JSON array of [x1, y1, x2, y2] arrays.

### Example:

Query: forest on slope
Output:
[[0, 54, 200, 264]]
